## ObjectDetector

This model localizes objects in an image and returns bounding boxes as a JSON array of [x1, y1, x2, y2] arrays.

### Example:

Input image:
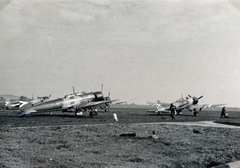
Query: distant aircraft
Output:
[[5, 95, 51, 110], [147, 95, 226, 116], [5, 96, 30, 110], [20, 86, 120, 117]]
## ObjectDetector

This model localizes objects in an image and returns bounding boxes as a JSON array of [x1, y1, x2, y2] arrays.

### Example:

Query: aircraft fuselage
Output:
[[20, 91, 105, 114]]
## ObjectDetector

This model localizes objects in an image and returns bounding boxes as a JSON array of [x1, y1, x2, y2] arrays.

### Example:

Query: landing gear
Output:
[[74, 108, 84, 117], [89, 109, 98, 117], [74, 108, 78, 116], [89, 111, 97, 117], [104, 108, 109, 112], [177, 110, 181, 115], [193, 110, 199, 116]]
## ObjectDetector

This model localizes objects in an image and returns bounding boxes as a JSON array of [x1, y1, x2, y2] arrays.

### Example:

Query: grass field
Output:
[[1, 107, 240, 167]]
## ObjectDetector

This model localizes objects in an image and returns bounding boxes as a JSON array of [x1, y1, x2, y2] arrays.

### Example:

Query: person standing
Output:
[[170, 103, 175, 120], [220, 106, 226, 118]]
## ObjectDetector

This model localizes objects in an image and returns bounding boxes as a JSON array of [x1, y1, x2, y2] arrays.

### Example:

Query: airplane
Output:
[[5, 95, 51, 110], [147, 94, 226, 116], [19, 86, 120, 117], [5, 96, 30, 110]]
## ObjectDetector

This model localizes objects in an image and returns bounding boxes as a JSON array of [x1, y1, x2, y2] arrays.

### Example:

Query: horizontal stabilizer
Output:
[[20, 109, 37, 115]]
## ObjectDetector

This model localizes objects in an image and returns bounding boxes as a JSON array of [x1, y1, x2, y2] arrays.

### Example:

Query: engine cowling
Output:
[[192, 97, 199, 105], [93, 91, 104, 101]]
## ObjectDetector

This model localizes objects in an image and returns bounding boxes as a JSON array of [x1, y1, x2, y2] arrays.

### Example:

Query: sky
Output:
[[1, 0, 240, 107]]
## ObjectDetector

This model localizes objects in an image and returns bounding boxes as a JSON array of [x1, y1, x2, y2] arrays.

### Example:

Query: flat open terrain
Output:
[[1, 107, 240, 167]]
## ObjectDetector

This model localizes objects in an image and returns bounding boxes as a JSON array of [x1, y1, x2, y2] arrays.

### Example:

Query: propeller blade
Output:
[[101, 84, 103, 93], [198, 95, 203, 99], [188, 94, 192, 98], [73, 86, 75, 94], [108, 92, 110, 97], [49, 94, 51, 98]]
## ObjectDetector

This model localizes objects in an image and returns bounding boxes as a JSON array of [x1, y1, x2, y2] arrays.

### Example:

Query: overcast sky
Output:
[[1, 0, 240, 107]]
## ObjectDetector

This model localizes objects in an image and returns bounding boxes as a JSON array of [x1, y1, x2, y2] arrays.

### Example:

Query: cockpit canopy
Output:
[[63, 91, 87, 99]]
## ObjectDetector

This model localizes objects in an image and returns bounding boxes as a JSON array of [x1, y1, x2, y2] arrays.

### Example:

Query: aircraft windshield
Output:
[[76, 91, 87, 96]]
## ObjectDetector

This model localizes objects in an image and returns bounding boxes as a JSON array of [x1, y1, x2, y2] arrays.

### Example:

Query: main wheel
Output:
[[90, 112, 93, 117], [193, 111, 198, 116]]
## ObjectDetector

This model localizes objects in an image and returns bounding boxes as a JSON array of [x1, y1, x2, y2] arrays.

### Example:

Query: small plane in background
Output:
[[5, 95, 51, 110], [5, 96, 30, 110], [20, 85, 121, 117], [147, 94, 226, 116]]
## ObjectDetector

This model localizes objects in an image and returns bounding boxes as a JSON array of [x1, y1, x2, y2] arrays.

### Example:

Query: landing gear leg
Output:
[[193, 110, 199, 116], [75, 108, 81, 117], [89, 109, 97, 117], [89, 112, 93, 117]]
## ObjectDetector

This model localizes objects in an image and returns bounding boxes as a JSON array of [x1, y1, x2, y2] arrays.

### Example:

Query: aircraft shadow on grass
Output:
[[16, 113, 88, 118]]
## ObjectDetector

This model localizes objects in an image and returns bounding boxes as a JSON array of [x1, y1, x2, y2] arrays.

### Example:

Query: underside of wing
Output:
[[21, 109, 37, 115], [201, 103, 227, 108]]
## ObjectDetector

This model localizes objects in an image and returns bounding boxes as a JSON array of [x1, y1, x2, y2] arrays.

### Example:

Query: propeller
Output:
[[188, 95, 203, 105], [73, 86, 75, 94]]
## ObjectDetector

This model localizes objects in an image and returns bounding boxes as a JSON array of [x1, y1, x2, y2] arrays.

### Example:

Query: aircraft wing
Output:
[[147, 102, 170, 107], [201, 103, 227, 109], [147, 102, 156, 106], [113, 101, 127, 105], [188, 103, 226, 111], [75, 99, 119, 109]]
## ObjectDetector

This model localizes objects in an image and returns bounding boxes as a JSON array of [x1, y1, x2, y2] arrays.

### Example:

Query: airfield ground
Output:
[[1, 107, 240, 168]]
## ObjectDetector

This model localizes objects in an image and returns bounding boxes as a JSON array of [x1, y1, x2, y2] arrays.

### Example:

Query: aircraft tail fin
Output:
[[5, 101, 11, 107], [155, 100, 165, 112]]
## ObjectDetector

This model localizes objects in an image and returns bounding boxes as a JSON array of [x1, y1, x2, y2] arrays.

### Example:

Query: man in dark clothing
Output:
[[170, 103, 175, 120], [220, 106, 226, 118]]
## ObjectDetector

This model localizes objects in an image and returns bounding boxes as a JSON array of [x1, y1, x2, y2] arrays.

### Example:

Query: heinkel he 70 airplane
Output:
[[147, 95, 226, 116], [20, 87, 119, 117]]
